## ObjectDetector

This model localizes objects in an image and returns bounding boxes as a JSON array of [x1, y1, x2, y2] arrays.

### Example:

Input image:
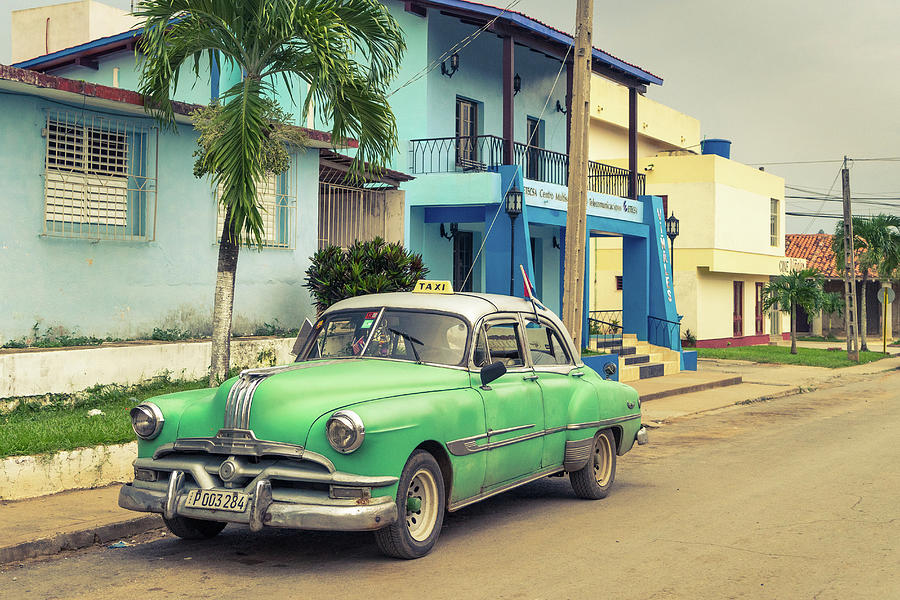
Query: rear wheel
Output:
[[375, 450, 445, 559], [570, 429, 617, 500], [163, 515, 227, 540]]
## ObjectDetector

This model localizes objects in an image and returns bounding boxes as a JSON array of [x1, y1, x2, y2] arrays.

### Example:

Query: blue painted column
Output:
[[484, 166, 529, 296]]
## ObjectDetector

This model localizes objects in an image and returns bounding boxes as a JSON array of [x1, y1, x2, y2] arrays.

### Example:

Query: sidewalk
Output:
[[0, 485, 161, 564], [2, 353, 899, 566]]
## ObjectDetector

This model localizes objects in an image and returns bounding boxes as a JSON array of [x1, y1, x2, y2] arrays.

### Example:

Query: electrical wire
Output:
[[387, 0, 523, 98]]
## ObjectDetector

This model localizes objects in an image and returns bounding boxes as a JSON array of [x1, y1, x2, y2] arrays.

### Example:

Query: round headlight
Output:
[[325, 410, 365, 454], [130, 403, 164, 440]]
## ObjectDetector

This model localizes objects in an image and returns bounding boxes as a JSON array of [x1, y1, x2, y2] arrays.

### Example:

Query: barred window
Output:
[[43, 110, 157, 241], [770, 198, 779, 246], [216, 168, 297, 249]]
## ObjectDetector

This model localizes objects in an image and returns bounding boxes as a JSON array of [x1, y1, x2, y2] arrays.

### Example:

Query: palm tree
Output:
[[134, 0, 405, 385], [833, 214, 900, 351], [762, 268, 825, 354]]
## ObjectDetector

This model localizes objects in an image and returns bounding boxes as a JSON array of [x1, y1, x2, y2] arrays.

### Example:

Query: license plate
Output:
[[185, 489, 249, 513]]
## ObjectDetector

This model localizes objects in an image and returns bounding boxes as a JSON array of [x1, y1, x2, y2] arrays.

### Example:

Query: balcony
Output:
[[408, 135, 644, 198]]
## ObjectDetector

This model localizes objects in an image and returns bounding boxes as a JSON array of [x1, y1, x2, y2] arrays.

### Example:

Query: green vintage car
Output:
[[119, 289, 648, 559]]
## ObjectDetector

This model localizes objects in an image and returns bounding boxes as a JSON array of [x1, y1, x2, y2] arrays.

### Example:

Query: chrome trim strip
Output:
[[448, 466, 563, 512], [567, 414, 641, 431], [563, 437, 594, 471], [446, 424, 566, 456], [359, 307, 385, 356]]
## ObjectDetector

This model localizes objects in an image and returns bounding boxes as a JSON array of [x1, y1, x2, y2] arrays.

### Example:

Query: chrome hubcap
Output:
[[406, 469, 438, 542], [593, 434, 613, 486]]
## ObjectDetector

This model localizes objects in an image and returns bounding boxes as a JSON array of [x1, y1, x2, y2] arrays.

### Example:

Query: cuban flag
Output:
[[520, 265, 548, 311]]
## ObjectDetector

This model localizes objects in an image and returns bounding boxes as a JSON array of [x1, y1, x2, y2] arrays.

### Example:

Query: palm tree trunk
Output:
[[210, 209, 240, 386], [790, 303, 797, 354], [859, 273, 869, 351]]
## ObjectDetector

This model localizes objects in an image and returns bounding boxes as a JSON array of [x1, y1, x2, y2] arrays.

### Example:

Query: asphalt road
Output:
[[2, 368, 898, 599]]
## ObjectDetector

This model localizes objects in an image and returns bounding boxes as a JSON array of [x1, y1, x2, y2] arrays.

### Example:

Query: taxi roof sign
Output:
[[413, 280, 454, 294]]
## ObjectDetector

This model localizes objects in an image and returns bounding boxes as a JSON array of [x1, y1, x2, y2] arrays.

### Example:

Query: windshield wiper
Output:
[[388, 328, 424, 363]]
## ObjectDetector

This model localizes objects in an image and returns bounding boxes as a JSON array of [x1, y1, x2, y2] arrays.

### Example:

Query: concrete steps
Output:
[[617, 334, 681, 383]]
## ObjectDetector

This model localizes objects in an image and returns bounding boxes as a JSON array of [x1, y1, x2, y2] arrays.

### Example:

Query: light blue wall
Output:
[[0, 93, 319, 341]]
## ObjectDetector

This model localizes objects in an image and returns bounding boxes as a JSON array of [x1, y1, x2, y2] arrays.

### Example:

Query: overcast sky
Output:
[[3, 0, 898, 234], [516, 0, 900, 235]]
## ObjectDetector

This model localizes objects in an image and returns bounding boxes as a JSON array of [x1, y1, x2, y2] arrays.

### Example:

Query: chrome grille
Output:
[[223, 374, 266, 429]]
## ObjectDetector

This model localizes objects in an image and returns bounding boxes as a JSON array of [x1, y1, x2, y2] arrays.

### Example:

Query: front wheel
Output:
[[162, 515, 227, 540], [570, 429, 617, 499], [375, 450, 446, 559]]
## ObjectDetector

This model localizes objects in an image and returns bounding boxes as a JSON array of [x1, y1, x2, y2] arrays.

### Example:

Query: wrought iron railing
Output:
[[648, 315, 682, 350], [589, 160, 645, 198], [408, 136, 646, 199], [408, 135, 504, 175], [513, 142, 569, 186], [588, 309, 623, 352]]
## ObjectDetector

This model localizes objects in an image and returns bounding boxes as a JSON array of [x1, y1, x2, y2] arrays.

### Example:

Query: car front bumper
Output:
[[119, 471, 398, 532]]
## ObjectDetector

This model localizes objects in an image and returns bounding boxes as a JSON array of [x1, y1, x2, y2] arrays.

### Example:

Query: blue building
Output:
[[6, 0, 687, 375]]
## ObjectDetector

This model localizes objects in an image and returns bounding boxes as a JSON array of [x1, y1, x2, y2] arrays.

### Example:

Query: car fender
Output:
[[304, 386, 487, 503]]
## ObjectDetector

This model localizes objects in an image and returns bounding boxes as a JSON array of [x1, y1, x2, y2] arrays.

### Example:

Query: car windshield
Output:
[[305, 309, 469, 366]]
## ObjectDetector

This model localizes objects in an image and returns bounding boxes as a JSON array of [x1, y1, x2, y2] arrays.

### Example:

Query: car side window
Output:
[[524, 319, 572, 366], [484, 321, 525, 368]]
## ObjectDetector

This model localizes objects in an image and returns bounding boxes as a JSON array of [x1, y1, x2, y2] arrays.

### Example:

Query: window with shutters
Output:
[[216, 167, 297, 249], [43, 110, 157, 241]]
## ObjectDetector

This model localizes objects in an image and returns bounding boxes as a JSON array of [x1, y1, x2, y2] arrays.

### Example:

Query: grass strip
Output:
[[696, 345, 889, 368], [0, 376, 210, 459]]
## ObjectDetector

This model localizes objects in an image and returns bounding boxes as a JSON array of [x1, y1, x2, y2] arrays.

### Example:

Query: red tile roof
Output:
[[785, 234, 876, 279]]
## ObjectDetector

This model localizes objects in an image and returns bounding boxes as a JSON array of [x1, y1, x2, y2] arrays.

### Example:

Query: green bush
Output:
[[305, 237, 429, 313]]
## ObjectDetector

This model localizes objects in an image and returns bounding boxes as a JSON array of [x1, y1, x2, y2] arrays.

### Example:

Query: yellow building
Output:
[[588, 78, 797, 347]]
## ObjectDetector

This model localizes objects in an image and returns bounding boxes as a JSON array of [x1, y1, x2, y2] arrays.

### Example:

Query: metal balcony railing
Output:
[[408, 135, 504, 175], [407, 136, 645, 199]]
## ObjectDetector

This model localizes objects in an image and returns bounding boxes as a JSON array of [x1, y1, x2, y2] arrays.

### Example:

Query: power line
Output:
[[387, 0, 523, 98], [752, 156, 900, 167]]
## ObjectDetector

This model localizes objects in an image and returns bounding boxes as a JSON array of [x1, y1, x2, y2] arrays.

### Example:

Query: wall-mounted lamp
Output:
[[555, 100, 567, 114], [441, 53, 460, 78], [644, 163, 654, 172], [513, 73, 521, 96], [505, 185, 523, 295], [552, 236, 560, 249], [440, 222, 458, 241]]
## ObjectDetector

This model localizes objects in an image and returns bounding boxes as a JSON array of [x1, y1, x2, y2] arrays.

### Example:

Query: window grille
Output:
[[318, 182, 389, 249], [43, 110, 157, 241], [770, 198, 779, 246], [215, 168, 297, 249]]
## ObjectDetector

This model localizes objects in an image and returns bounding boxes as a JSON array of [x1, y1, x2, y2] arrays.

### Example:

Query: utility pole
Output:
[[841, 157, 860, 362], [562, 0, 593, 352]]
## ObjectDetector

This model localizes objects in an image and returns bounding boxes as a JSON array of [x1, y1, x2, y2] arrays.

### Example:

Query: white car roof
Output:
[[325, 292, 577, 359]]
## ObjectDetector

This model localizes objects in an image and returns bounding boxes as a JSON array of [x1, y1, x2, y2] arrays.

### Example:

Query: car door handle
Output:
[[571, 371, 585, 377], [523, 374, 539, 381]]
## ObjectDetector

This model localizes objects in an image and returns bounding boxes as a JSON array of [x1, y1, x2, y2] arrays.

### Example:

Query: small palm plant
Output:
[[305, 237, 429, 313], [820, 291, 844, 338], [762, 268, 825, 354]]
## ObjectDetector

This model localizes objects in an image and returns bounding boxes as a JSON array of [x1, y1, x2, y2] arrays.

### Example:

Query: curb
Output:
[[0, 514, 162, 564], [639, 376, 743, 402]]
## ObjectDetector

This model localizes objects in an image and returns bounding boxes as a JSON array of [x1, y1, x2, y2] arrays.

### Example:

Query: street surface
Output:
[[2, 368, 898, 599]]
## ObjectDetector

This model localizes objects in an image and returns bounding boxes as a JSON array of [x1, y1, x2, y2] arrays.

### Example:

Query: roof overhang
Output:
[[320, 149, 413, 188], [0, 63, 353, 149], [13, 26, 143, 73], [407, 0, 662, 90]]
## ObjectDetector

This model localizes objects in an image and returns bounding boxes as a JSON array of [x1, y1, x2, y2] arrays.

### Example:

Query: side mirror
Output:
[[480, 361, 507, 387], [603, 362, 617, 380]]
